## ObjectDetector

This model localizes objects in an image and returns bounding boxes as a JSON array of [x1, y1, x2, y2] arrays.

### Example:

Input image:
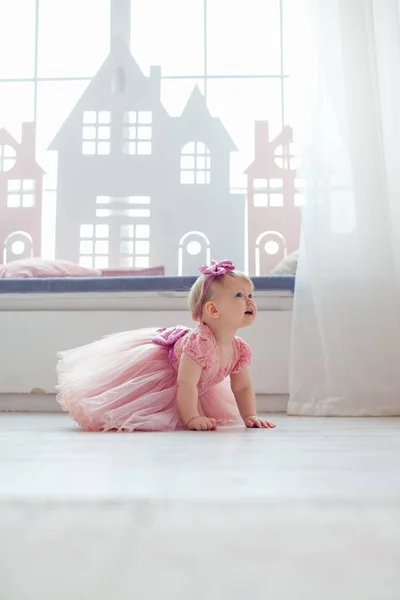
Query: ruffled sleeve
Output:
[[231, 337, 252, 374], [180, 325, 215, 370]]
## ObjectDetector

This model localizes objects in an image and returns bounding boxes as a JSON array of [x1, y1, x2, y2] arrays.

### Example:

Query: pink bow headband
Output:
[[199, 260, 235, 277], [197, 260, 235, 319]]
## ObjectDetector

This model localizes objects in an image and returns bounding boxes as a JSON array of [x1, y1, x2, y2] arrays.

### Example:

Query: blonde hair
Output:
[[188, 270, 253, 321]]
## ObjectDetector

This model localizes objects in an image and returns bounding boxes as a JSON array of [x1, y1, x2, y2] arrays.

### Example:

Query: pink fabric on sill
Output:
[[0, 258, 101, 278], [0, 259, 166, 278]]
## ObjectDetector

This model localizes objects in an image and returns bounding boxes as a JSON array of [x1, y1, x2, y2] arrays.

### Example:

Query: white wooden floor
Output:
[[1, 413, 400, 599]]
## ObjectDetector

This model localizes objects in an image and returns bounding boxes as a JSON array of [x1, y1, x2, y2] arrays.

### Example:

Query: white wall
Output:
[[0, 290, 292, 410]]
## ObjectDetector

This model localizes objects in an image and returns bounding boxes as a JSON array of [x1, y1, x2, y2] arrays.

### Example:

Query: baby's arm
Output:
[[177, 354, 216, 430], [230, 369, 275, 429]]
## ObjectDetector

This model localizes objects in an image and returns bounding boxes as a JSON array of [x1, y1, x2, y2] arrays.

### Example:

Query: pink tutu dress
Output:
[[56, 322, 252, 431]]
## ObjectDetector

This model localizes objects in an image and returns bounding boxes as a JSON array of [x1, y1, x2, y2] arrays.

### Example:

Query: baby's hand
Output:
[[186, 416, 217, 431], [245, 415, 276, 429]]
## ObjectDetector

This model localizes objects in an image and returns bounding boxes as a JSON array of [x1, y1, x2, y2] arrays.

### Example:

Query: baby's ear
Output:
[[204, 300, 220, 319]]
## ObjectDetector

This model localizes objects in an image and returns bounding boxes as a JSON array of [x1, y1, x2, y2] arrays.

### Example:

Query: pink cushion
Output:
[[0, 258, 102, 278]]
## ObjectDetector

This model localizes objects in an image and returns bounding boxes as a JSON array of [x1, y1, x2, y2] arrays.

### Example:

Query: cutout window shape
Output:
[[7, 179, 35, 207], [178, 231, 211, 276], [123, 111, 152, 155], [255, 231, 287, 276], [95, 196, 150, 218], [0, 144, 17, 171], [180, 142, 211, 184], [82, 111, 111, 155], [254, 193, 268, 208], [119, 222, 151, 268], [3, 231, 33, 264], [253, 178, 284, 207], [79, 223, 110, 269], [274, 143, 298, 170]]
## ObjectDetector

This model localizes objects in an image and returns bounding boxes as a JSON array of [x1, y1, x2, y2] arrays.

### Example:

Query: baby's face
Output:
[[212, 277, 257, 329]]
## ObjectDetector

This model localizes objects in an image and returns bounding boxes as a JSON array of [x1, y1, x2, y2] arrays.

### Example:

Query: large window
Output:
[[0, 0, 305, 269]]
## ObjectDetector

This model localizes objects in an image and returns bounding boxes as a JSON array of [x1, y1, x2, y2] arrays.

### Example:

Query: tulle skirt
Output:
[[56, 328, 242, 432]]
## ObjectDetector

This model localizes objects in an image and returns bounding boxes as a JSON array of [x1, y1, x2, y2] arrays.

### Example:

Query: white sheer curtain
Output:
[[288, 0, 400, 415]]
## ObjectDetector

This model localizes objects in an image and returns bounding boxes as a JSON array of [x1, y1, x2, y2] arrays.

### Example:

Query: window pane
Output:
[[96, 224, 109, 238], [41, 191, 56, 259], [8, 180, 21, 192], [207, 0, 281, 75], [0, 83, 34, 139], [138, 112, 152, 125], [282, 0, 313, 76], [283, 0, 315, 137], [36, 81, 90, 155], [161, 80, 205, 116], [121, 225, 134, 238], [284, 78, 314, 148], [95, 256, 109, 268], [135, 256, 149, 268], [80, 256, 94, 268], [22, 194, 35, 207], [120, 241, 134, 254], [7, 194, 20, 208], [207, 79, 283, 188], [80, 225, 94, 238], [135, 241, 149, 255], [131, 0, 204, 75], [80, 241, 93, 254], [0, 0, 36, 78], [95, 241, 109, 254], [35, 81, 90, 190], [138, 126, 152, 140], [137, 141, 151, 155], [136, 224, 150, 239], [38, 0, 110, 77]]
